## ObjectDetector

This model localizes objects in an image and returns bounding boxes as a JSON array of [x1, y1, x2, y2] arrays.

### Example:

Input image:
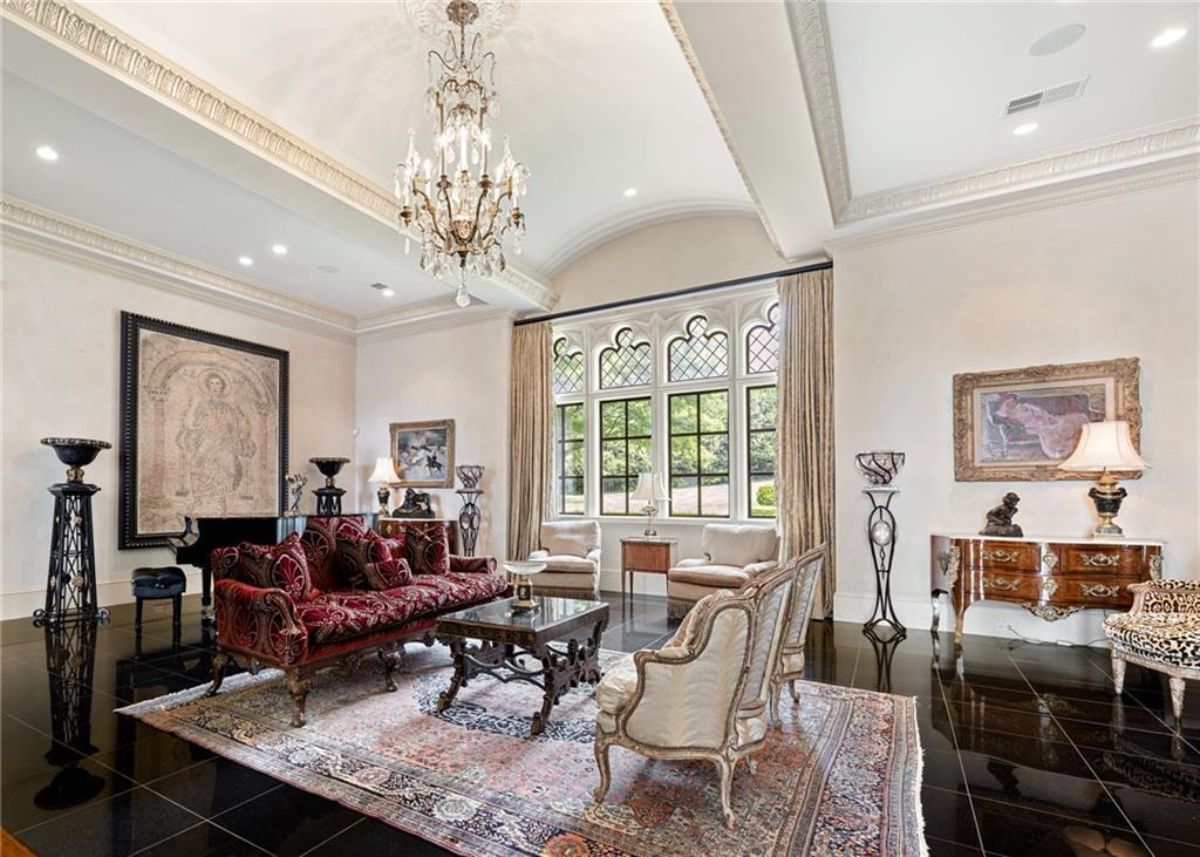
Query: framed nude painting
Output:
[[390, 419, 455, 488], [119, 312, 289, 548], [953, 357, 1141, 482]]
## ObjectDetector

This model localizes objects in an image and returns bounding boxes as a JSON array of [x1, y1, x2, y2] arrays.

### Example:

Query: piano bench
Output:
[[131, 567, 187, 641]]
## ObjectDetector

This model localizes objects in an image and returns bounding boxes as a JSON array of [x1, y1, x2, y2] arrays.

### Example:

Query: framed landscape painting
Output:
[[390, 419, 455, 488], [953, 357, 1141, 482], [119, 312, 289, 548]]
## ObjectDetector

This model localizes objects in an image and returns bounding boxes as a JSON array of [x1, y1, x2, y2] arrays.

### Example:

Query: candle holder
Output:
[[857, 451, 906, 639], [37, 438, 112, 626], [309, 457, 349, 515]]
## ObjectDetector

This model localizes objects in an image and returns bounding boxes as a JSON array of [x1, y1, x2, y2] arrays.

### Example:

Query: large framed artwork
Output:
[[953, 357, 1141, 482], [390, 419, 455, 488], [119, 312, 289, 548]]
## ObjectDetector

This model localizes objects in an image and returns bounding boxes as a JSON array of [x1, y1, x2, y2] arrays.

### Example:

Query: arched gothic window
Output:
[[667, 315, 729, 382], [745, 302, 780, 374], [552, 337, 585, 394], [598, 328, 651, 389]]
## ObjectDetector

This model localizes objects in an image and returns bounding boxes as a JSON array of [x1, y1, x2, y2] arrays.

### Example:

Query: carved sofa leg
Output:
[[285, 668, 312, 728], [206, 652, 233, 697], [380, 648, 404, 692]]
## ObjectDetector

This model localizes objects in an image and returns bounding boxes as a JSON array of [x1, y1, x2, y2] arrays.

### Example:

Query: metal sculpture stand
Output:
[[863, 486, 905, 639], [37, 438, 111, 626], [457, 489, 482, 557]]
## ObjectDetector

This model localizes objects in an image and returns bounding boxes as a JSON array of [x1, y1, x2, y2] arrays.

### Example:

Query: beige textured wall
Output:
[[355, 315, 513, 560], [550, 213, 784, 311], [831, 180, 1200, 642], [0, 243, 357, 619]]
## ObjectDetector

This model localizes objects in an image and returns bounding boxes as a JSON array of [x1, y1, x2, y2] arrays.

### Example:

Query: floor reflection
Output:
[[38, 619, 105, 811]]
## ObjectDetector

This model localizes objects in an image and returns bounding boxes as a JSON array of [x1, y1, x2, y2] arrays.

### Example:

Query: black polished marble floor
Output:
[[3, 595, 1198, 856]]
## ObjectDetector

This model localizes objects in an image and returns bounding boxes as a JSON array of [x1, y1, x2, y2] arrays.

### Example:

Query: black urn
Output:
[[308, 457, 350, 488], [40, 437, 111, 484]]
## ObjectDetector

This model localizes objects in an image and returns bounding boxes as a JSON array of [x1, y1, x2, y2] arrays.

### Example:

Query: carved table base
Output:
[[437, 620, 605, 736]]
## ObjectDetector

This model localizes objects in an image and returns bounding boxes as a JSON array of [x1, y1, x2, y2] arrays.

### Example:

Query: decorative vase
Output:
[[37, 438, 112, 625], [854, 451, 906, 486], [456, 465, 485, 489], [309, 457, 350, 515]]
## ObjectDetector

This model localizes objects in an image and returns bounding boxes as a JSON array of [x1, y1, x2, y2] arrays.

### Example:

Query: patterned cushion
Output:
[[295, 590, 421, 646], [1137, 580, 1200, 613], [362, 557, 413, 591], [337, 531, 397, 589], [409, 572, 509, 610], [236, 533, 316, 601], [300, 516, 372, 590], [406, 522, 451, 576], [1104, 612, 1200, 667]]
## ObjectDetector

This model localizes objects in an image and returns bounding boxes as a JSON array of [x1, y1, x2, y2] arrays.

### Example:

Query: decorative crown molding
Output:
[[823, 162, 1200, 251], [0, 0, 555, 309], [785, 0, 852, 222], [1, 197, 358, 338], [658, 0, 787, 260], [786, 0, 1200, 227]]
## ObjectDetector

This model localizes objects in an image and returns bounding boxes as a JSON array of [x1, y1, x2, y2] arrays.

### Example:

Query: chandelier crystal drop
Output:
[[395, 0, 528, 293]]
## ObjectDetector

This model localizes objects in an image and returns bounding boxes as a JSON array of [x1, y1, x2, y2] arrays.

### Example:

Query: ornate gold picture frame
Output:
[[389, 419, 455, 488], [953, 357, 1141, 482]]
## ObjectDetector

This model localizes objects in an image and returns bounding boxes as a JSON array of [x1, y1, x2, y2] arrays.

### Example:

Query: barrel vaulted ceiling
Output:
[[1, 1, 1196, 331]]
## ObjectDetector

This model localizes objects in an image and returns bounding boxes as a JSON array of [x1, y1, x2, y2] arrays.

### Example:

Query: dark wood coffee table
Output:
[[435, 596, 609, 736]]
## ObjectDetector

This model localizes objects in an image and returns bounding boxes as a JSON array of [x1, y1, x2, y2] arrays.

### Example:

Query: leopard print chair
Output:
[[1104, 579, 1200, 723]]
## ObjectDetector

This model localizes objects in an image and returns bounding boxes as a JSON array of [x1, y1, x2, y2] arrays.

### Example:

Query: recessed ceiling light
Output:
[[1013, 122, 1039, 136], [238, 255, 254, 266], [1150, 27, 1187, 49], [35, 145, 59, 162], [1029, 23, 1086, 56], [380, 287, 395, 298], [623, 187, 638, 198], [271, 243, 288, 255]]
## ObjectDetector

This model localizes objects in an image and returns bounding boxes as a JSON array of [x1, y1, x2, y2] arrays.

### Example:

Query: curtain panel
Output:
[[507, 322, 553, 560], [777, 268, 836, 618]]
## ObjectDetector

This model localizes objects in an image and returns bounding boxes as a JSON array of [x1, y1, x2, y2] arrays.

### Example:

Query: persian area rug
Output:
[[118, 645, 925, 856]]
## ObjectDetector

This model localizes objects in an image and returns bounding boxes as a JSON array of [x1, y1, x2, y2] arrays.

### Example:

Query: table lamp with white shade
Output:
[[368, 457, 400, 515], [1058, 420, 1149, 537], [631, 473, 670, 537]]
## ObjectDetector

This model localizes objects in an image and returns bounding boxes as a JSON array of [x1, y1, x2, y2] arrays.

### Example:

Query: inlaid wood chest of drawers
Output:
[[930, 533, 1164, 644]]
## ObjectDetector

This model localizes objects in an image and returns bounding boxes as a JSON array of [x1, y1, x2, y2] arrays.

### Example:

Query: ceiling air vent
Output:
[[1004, 76, 1089, 116]]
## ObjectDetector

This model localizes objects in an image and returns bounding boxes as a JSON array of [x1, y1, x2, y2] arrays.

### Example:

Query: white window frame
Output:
[[550, 286, 778, 524]]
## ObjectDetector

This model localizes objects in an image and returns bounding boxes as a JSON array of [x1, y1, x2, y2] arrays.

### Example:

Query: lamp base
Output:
[[377, 485, 391, 516], [1088, 482, 1128, 539], [641, 506, 657, 538]]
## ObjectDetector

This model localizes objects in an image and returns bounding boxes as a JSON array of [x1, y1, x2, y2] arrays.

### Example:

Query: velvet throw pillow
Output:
[[406, 522, 451, 576], [337, 531, 394, 589], [362, 556, 414, 591], [237, 532, 316, 602]]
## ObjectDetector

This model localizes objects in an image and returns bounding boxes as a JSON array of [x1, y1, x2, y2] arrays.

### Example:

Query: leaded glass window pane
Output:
[[553, 337, 585, 394], [599, 328, 651, 389], [668, 316, 729, 382], [746, 302, 780, 374]]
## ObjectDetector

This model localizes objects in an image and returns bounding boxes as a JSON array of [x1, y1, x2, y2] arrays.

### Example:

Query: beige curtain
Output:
[[507, 322, 553, 561], [777, 268, 836, 618]]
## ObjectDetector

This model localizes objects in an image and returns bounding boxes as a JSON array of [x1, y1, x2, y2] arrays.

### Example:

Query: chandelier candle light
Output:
[[396, 0, 529, 307]]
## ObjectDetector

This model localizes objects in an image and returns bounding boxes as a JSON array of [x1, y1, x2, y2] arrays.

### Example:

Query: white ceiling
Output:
[[74, 0, 755, 278], [825, 1, 1199, 197]]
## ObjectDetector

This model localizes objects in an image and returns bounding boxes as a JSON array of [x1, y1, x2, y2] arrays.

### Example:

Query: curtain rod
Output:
[[512, 259, 832, 327]]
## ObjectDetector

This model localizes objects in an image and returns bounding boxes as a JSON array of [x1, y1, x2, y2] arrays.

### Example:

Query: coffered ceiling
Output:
[[1, 0, 1196, 329]]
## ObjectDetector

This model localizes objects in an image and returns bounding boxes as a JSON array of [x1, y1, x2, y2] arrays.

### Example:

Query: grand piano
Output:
[[170, 514, 377, 621]]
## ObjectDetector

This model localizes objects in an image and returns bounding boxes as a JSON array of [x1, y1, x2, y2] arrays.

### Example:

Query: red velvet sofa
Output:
[[206, 515, 509, 726]]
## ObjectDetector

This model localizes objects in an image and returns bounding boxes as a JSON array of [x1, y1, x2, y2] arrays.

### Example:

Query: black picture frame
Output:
[[119, 312, 290, 549]]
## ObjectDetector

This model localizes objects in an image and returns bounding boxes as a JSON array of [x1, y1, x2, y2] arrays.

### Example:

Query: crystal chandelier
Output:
[[395, 0, 528, 307]]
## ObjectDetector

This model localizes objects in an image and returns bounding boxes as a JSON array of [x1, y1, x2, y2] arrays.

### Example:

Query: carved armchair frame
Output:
[[1109, 580, 1200, 724]]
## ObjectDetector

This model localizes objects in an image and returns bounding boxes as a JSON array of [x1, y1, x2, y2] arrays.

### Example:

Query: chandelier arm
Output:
[[410, 187, 451, 247]]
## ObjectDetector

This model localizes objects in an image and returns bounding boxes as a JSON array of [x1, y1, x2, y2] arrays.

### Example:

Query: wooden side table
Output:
[[620, 537, 677, 602]]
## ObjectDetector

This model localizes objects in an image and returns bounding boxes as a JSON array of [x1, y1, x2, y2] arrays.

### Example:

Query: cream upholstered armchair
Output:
[[593, 559, 797, 828], [527, 520, 601, 599], [1104, 579, 1200, 723], [770, 545, 825, 725], [666, 523, 779, 618]]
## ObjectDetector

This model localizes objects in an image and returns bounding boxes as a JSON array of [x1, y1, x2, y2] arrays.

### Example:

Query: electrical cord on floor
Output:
[[1002, 620, 1111, 649]]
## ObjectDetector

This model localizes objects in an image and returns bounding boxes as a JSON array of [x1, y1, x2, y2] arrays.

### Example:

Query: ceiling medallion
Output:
[[395, 0, 528, 307]]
